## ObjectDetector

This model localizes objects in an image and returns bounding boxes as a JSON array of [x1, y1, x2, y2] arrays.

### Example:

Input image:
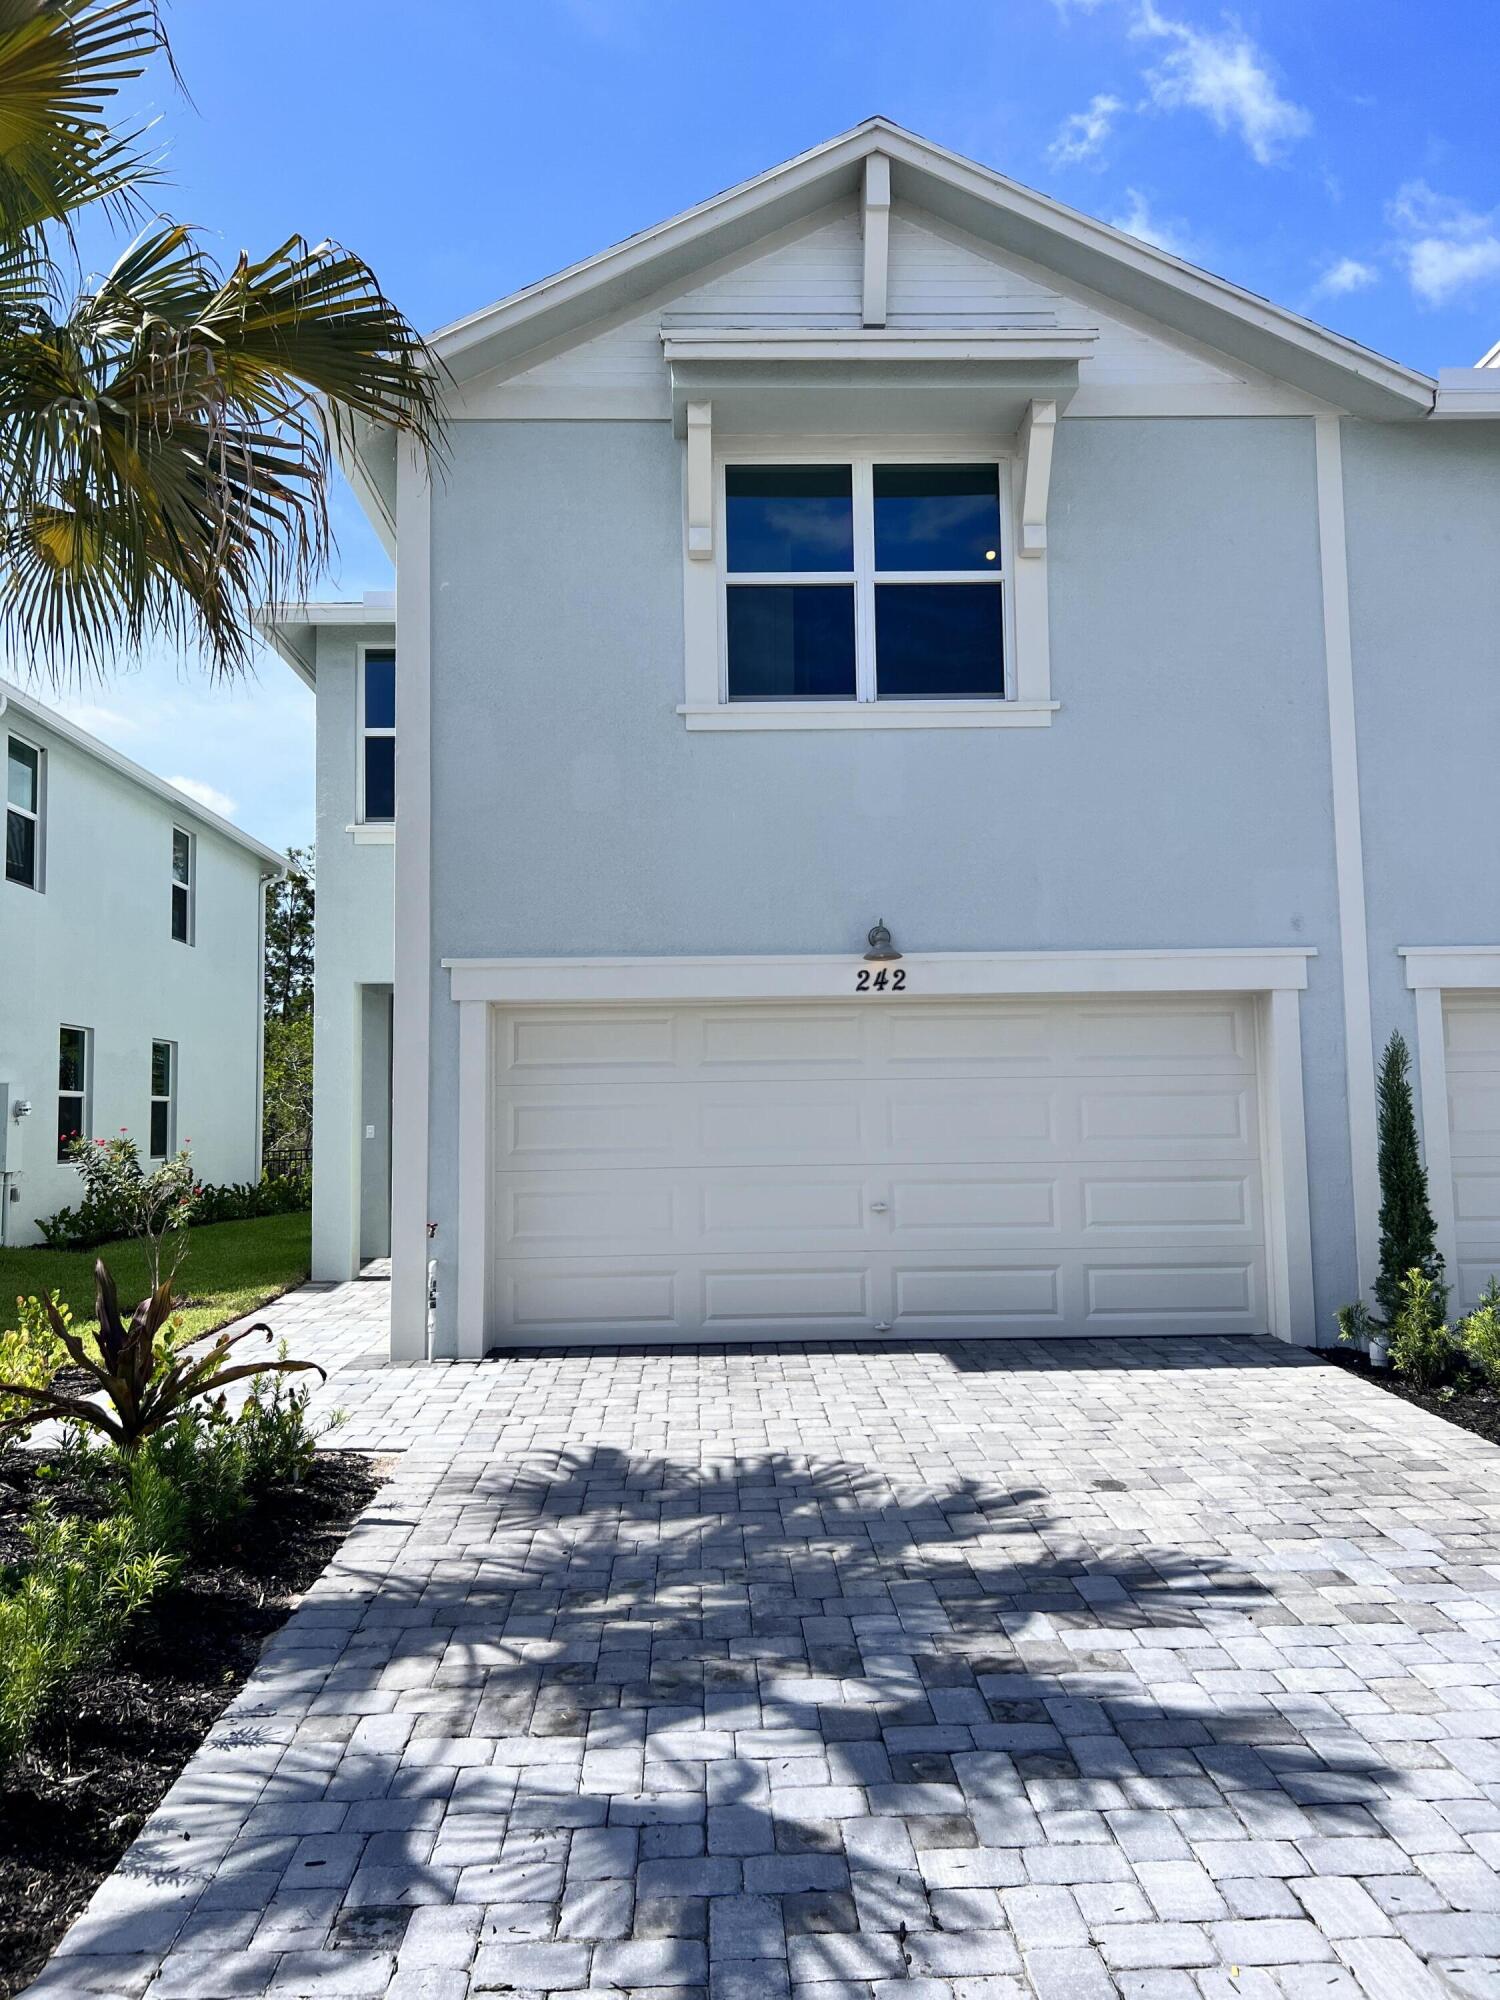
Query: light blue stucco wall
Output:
[[310, 625, 395, 1279], [419, 414, 1359, 1352], [1343, 422, 1500, 1056], [0, 708, 269, 1245]]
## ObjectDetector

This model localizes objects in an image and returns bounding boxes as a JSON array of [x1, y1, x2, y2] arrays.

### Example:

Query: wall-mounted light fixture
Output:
[[863, 920, 901, 962], [11, 1100, 30, 1121]]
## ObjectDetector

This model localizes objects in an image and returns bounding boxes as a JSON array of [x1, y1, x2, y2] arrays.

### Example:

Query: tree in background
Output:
[[262, 847, 313, 1175], [1374, 1030, 1445, 1325], [0, 2, 439, 686]]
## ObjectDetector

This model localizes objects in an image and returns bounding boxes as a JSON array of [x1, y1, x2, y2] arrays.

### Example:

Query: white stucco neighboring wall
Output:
[[0, 686, 282, 1246]]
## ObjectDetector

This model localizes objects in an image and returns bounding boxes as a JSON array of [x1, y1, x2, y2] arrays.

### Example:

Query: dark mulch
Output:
[[0, 1447, 382, 2000], [1323, 1347, 1500, 1449]]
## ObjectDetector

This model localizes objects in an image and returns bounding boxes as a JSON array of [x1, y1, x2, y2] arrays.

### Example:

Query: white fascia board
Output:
[[254, 597, 397, 688], [660, 327, 1098, 364], [1400, 946, 1500, 988], [0, 679, 286, 873], [424, 115, 1432, 420]]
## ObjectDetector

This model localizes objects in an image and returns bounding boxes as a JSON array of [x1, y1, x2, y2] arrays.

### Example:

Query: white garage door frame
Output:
[[1402, 945, 1500, 1303], [444, 948, 1316, 1356]]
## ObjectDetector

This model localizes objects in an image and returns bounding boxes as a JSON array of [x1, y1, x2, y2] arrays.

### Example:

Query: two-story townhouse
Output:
[[0, 681, 284, 1244], [265, 120, 1500, 1361]]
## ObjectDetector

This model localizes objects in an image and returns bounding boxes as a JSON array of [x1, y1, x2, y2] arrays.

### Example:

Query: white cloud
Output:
[[1313, 256, 1378, 298], [1387, 180, 1500, 306], [1132, 4, 1311, 165], [1048, 93, 1124, 166], [1109, 188, 1190, 256], [166, 775, 238, 820]]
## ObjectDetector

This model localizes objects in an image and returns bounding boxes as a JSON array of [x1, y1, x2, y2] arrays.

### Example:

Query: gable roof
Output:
[[430, 117, 1434, 422], [0, 680, 286, 872]]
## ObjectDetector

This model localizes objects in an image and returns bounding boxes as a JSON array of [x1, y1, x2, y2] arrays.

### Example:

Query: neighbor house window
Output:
[[150, 1040, 176, 1159], [171, 826, 194, 942], [724, 459, 1005, 703], [6, 735, 41, 888], [360, 649, 395, 821], [57, 1025, 89, 1160]]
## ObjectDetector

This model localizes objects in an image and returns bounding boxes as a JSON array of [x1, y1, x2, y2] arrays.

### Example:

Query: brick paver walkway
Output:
[[25, 1278, 1500, 2000]]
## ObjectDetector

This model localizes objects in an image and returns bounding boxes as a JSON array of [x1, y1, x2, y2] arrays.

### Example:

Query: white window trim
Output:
[[171, 825, 196, 945], [57, 1023, 91, 1161], [149, 1038, 177, 1160], [357, 640, 396, 826], [5, 732, 44, 891], [680, 432, 1055, 731]]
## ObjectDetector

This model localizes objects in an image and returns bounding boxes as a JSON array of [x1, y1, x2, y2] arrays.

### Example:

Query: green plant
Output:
[[63, 1136, 198, 1289], [1387, 1267, 1452, 1388], [1375, 1033, 1447, 1326], [0, 4, 438, 688], [0, 1257, 325, 1452], [1457, 1279, 1500, 1389], [0, 1506, 174, 1767], [35, 1171, 309, 1252], [1336, 1299, 1377, 1348]]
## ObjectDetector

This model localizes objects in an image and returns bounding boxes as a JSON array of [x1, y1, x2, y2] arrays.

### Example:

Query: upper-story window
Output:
[[171, 826, 195, 943], [6, 735, 42, 889], [360, 649, 395, 821], [724, 458, 1006, 704]]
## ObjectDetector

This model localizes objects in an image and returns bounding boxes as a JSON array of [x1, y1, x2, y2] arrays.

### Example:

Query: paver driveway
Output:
[[27, 1280, 1500, 2000]]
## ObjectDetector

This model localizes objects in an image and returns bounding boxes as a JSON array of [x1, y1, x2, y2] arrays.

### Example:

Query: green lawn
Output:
[[0, 1211, 312, 1343]]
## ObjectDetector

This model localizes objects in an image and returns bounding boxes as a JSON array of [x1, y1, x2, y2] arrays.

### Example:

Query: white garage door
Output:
[[1444, 995, 1500, 1311], [487, 996, 1269, 1341]]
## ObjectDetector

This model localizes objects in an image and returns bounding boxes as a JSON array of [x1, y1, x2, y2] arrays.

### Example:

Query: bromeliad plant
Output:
[[0, 1258, 325, 1452]]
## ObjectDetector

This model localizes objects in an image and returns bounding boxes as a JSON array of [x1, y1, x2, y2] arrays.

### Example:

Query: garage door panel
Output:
[[1068, 1002, 1249, 1065], [1085, 1260, 1256, 1321], [489, 996, 1269, 1341], [893, 1264, 1062, 1322], [1079, 1084, 1253, 1146], [703, 1268, 871, 1324], [885, 1007, 1054, 1068], [890, 1174, 1059, 1237], [699, 1009, 868, 1069], [1080, 1173, 1255, 1233], [503, 1009, 681, 1076], [1444, 996, 1500, 1311]]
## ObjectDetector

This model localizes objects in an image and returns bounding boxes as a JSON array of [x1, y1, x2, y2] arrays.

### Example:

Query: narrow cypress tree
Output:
[[1374, 1030, 1445, 1324]]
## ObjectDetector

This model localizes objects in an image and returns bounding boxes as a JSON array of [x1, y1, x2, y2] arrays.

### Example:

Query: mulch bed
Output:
[[1323, 1346, 1500, 1449], [0, 1447, 382, 2000]]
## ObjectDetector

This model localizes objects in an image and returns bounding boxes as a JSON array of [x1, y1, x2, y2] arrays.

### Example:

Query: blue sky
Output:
[[39, 0, 1500, 852]]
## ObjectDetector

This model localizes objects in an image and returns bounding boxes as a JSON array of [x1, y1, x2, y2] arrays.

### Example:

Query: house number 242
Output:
[[855, 968, 907, 992]]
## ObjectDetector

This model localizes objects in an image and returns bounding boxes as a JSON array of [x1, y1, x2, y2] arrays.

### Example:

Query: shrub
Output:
[[1387, 1267, 1453, 1388], [1457, 1279, 1500, 1390], [1376, 1034, 1447, 1327], [0, 1257, 325, 1452], [0, 1507, 174, 1768], [1335, 1299, 1377, 1349], [35, 1170, 308, 1251]]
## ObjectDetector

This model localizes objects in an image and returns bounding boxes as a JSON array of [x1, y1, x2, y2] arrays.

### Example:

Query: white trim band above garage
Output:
[[1401, 946, 1500, 989], [443, 947, 1315, 1006]]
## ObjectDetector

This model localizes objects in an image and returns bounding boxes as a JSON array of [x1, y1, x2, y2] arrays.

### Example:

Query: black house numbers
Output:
[[854, 966, 907, 992]]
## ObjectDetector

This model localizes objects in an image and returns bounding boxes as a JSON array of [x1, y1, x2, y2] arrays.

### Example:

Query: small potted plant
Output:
[[1337, 1298, 1388, 1370]]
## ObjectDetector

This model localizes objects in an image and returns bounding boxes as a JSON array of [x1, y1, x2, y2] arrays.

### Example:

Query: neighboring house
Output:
[[263, 119, 1500, 1361], [0, 681, 284, 1245]]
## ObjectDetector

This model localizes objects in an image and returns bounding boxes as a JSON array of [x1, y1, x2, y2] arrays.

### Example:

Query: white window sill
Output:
[[678, 701, 1059, 732], [346, 821, 395, 844]]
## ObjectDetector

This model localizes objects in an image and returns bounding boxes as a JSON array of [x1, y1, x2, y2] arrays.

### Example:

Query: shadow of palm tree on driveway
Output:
[[120, 1435, 1425, 1998]]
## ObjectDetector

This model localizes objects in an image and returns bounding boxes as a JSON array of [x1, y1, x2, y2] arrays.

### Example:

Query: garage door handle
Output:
[[869, 1201, 889, 1212]]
